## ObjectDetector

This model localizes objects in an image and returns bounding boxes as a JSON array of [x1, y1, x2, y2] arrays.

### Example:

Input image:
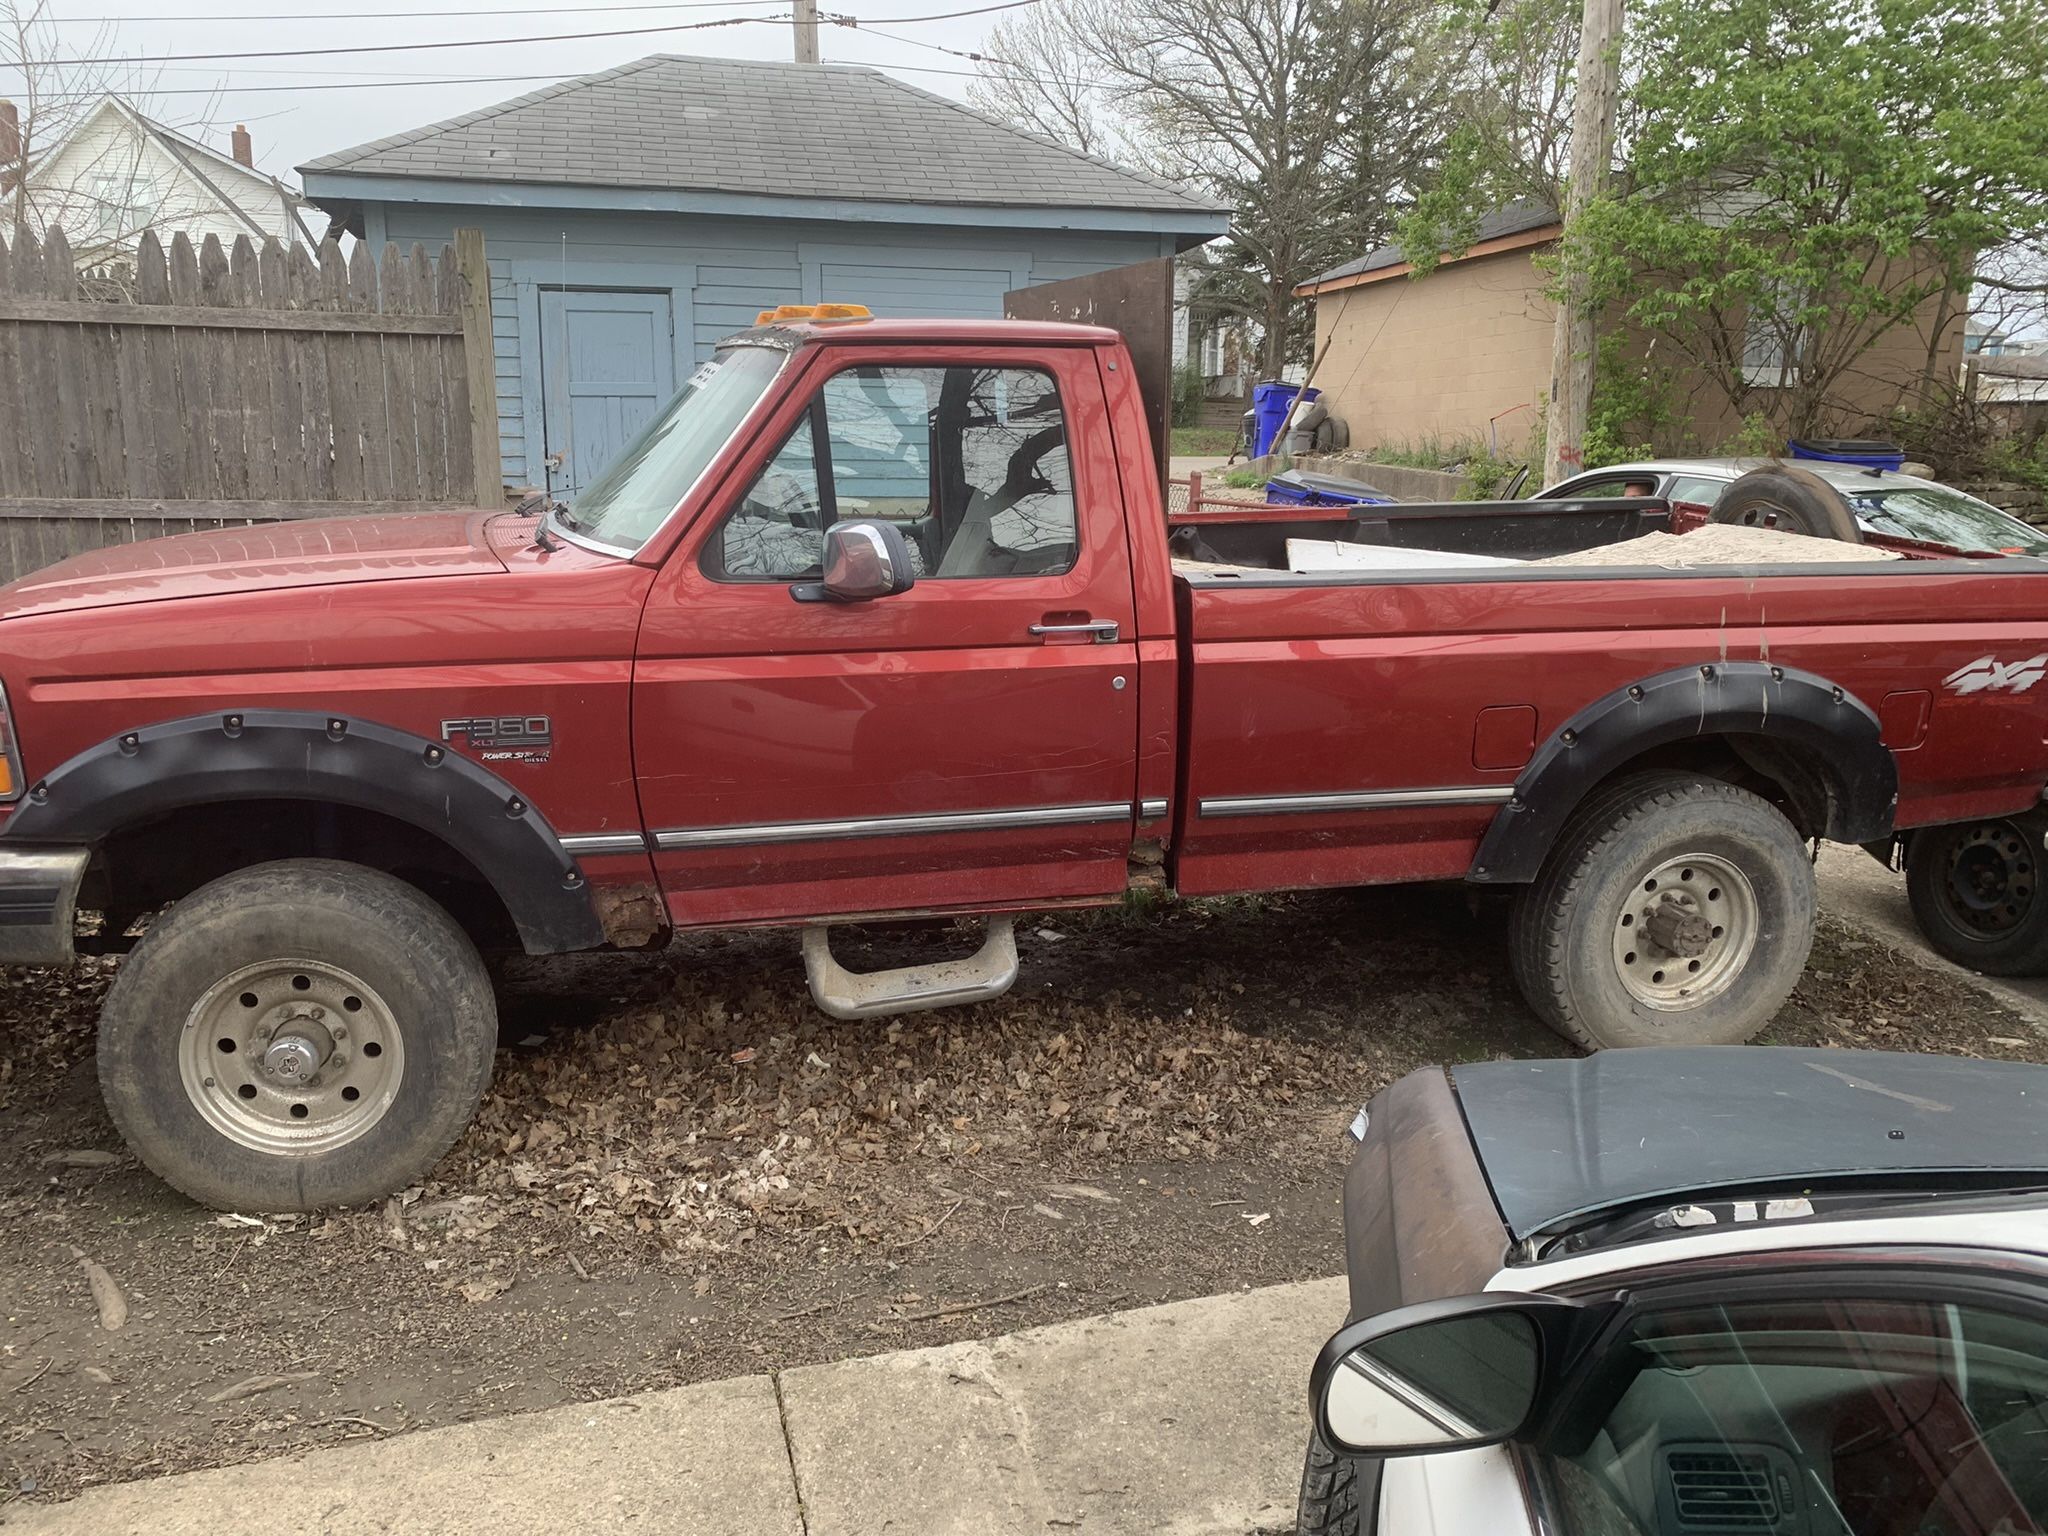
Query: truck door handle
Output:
[[1028, 619, 1120, 643]]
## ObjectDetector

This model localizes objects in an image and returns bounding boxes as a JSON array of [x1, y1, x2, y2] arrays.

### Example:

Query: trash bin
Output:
[[1787, 438, 1906, 472], [1251, 382, 1320, 458], [1263, 468, 1394, 507]]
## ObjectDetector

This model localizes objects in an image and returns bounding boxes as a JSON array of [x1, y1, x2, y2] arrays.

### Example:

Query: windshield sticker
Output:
[[684, 360, 722, 392], [1942, 655, 2047, 695]]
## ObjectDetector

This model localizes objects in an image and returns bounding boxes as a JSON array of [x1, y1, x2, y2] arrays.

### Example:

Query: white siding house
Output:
[[11, 96, 317, 264]]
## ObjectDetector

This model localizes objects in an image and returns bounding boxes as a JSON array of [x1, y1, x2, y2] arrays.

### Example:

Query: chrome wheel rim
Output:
[[178, 958, 404, 1155], [1611, 853, 1758, 1010]]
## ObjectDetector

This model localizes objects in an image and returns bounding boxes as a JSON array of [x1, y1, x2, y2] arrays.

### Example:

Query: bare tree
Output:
[[968, 7, 1123, 161], [975, 0, 1449, 376], [2, 0, 218, 270]]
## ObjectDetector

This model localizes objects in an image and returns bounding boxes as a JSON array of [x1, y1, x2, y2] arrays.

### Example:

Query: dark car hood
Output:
[[1451, 1047, 2048, 1242]]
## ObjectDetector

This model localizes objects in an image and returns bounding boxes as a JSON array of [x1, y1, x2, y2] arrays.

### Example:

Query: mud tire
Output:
[[98, 859, 496, 1211]]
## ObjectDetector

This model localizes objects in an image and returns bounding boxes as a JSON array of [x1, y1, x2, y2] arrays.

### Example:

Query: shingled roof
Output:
[[300, 55, 1225, 220], [1295, 199, 1560, 294]]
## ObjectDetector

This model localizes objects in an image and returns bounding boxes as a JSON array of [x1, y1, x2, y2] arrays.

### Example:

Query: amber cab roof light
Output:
[[754, 303, 872, 325]]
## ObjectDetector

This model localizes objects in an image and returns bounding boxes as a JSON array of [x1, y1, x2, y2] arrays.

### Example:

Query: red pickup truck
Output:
[[1, 310, 2043, 1212]]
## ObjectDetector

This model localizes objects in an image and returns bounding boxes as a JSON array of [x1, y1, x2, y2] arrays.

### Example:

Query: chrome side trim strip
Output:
[[1139, 797, 1170, 819], [1198, 786, 1514, 818], [559, 832, 649, 856], [654, 802, 1133, 851]]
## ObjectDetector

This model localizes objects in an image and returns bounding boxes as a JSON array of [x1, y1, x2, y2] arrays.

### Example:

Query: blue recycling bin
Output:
[[1251, 382, 1320, 458], [1264, 468, 1394, 507], [1787, 438, 1905, 472]]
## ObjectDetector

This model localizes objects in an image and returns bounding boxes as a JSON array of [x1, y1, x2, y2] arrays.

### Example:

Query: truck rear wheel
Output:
[[1508, 772, 1815, 1049], [1906, 814, 2048, 976], [97, 859, 496, 1211]]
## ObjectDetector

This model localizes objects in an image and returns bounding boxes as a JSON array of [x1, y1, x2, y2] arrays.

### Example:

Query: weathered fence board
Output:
[[0, 223, 503, 584]]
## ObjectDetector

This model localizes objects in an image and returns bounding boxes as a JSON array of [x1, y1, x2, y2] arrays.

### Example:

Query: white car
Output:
[[1301, 1047, 2048, 1535], [1538, 458, 2048, 557]]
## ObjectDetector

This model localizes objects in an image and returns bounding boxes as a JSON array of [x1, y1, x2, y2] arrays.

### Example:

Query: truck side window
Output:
[[709, 364, 1078, 582]]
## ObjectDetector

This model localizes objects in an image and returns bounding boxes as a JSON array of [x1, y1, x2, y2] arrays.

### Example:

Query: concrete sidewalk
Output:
[[2, 1277, 1345, 1536]]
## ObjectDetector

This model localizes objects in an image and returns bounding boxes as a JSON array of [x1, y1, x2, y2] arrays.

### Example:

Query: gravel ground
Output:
[[3, 881, 2043, 1505]]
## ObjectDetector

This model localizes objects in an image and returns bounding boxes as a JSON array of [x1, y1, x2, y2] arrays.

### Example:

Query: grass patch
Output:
[[1170, 425, 1240, 456], [1363, 433, 1526, 500]]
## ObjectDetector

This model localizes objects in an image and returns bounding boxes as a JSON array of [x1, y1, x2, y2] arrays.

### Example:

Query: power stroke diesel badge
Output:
[[441, 715, 554, 764]]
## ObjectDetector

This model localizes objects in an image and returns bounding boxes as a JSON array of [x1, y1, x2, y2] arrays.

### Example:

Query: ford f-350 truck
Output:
[[0, 309, 2043, 1211]]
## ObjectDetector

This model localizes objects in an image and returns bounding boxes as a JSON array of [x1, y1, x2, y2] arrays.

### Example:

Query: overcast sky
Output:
[[4, 0, 1016, 179]]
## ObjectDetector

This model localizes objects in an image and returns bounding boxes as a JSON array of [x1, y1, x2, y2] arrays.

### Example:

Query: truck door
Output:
[[633, 344, 1141, 928]]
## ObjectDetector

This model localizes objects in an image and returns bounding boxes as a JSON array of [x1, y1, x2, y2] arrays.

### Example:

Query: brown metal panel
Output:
[[1005, 257, 1174, 495], [1340, 1066, 1510, 1321]]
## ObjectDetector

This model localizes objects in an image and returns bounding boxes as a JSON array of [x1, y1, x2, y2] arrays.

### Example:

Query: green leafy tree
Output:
[[1401, 0, 2048, 442], [1396, 0, 1584, 273], [1586, 0, 2048, 438]]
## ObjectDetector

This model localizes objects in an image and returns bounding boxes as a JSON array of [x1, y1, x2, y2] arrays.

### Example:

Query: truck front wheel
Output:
[[1508, 772, 1815, 1049], [1906, 814, 2048, 976], [98, 859, 497, 1211]]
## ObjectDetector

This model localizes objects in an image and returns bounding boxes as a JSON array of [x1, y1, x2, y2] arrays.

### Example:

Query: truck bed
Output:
[[1163, 496, 2048, 900]]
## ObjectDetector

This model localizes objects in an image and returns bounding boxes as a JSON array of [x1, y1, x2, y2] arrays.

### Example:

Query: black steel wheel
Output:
[[1907, 814, 2048, 976]]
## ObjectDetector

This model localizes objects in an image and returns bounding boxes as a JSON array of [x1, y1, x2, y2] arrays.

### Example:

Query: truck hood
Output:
[[0, 511, 509, 620]]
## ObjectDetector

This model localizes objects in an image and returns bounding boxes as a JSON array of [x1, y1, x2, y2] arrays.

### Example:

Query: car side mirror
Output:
[[792, 519, 916, 603], [1310, 1293, 1596, 1457]]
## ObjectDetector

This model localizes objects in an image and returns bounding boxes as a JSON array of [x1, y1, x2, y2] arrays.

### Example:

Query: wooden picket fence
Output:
[[0, 223, 502, 584]]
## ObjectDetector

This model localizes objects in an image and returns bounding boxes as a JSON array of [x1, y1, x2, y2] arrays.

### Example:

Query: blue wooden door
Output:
[[539, 289, 676, 499]]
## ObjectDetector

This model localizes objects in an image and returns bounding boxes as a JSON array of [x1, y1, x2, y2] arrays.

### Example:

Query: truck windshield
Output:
[[549, 344, 788, 554]]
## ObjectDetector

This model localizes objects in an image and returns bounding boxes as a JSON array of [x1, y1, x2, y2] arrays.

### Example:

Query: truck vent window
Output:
[[1664, 1447, 1783, 1530]]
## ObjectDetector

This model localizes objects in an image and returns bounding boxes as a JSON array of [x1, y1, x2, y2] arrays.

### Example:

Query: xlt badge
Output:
[[441, 715, 554, 763]]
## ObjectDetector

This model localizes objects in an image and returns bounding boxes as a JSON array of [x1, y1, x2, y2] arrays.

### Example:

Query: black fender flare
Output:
[[3, 709, 604, 954], [1469, 662, 1898, 886]]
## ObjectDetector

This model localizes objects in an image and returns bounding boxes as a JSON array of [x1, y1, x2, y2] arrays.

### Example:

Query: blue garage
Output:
[[299, 55, 1227, 497]]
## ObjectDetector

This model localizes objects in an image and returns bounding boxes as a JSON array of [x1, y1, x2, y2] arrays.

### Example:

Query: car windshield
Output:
[[1844, 484, 2048, 557], [549, 344, 789, 554]]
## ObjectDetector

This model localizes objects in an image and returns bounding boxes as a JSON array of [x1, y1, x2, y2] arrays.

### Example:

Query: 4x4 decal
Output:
[[1942, 655, 2048, 695]]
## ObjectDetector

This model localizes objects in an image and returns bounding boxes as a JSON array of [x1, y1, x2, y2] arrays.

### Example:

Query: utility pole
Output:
[[794, 0, 820, 63], [1542, 0, 1623, 487]]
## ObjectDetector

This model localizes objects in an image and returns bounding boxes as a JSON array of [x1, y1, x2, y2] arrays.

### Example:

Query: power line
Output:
[[17, 14, 757, 66], [8, 55, 1096, 99], [836, 22, 1112, 88], [46, 0, 778, 21], [17, 73, 580, 97], [9, 0, 1043, 67]]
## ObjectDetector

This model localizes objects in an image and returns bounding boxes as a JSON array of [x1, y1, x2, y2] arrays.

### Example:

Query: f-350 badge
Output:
[[441, 714, 554, 764]]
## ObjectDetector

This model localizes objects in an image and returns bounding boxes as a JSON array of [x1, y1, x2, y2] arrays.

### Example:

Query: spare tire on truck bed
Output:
[[1709, 463, 1863, 542]]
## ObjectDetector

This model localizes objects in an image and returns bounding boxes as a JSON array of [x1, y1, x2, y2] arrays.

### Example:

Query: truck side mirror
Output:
[[1310, 1293, 1597, 1457], [792, 519, 917, 603]]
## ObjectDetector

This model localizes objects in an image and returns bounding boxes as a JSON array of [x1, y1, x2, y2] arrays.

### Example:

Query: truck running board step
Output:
[[802, 917, 1018, 1020]]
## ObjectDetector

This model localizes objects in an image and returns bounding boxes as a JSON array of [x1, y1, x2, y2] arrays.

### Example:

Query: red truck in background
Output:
[[0, 308, 2044, 1213]]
